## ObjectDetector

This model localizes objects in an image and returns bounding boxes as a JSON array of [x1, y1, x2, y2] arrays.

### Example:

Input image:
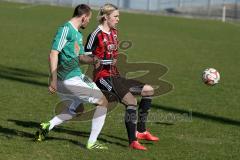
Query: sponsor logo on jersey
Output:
[[74, 41, 80, 55], [107, 44, 117, 51], [113, 34, 117, 41]]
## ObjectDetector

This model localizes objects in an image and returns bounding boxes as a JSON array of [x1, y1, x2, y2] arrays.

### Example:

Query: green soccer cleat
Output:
[[86, 141, 108, 150], [35, 122, 50, 142]]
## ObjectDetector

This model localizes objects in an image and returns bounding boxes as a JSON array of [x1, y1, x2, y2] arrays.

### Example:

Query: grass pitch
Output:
[[0, 1, 240, 160]]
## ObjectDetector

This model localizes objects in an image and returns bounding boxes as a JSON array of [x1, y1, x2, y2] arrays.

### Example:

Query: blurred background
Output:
[[3, 0, 240, 21]]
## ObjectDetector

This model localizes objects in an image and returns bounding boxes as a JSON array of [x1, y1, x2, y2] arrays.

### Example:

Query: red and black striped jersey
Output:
[[85, 26, 119, 81]]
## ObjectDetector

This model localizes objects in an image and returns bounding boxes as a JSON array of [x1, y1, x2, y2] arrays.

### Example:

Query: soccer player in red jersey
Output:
[[85, 4, 159, 151]]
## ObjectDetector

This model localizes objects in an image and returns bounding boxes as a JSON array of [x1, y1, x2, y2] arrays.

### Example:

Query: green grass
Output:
[[0, 1, 240, 160]]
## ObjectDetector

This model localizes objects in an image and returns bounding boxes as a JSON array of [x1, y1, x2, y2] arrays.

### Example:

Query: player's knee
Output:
[[142, 84, 154, 96], [122, 92, 137, 106], [126, 97, 137, 106], [122, 96, 137, 106], [97, 96, 108, 107], [102, 96, 109, 106]]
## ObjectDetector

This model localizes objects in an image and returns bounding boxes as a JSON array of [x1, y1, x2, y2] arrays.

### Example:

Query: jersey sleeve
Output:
[[51, 26, 70, 52], [79, 41, 85, 55], [84, 31, 99, 54]]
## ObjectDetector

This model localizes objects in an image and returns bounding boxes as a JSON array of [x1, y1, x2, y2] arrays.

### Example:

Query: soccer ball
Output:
[[202, 68, 220, 86]]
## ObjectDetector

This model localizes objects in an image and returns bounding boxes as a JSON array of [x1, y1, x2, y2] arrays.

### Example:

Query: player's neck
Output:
[[101, 23, 111, 33], [70, 18, 81, 30]]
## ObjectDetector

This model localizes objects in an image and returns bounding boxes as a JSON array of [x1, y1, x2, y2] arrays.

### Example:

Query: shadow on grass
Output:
[[5, 119, 128, 148], [152, 104, 240, 127], [0, 64, 48, 87], [0, 124, 87, 148]]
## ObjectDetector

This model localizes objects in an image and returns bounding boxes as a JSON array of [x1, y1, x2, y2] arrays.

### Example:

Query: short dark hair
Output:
[[72, 4, 91, 17]]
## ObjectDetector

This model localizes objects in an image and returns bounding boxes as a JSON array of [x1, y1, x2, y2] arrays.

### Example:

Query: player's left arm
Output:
[[79, 54, 99, 64]]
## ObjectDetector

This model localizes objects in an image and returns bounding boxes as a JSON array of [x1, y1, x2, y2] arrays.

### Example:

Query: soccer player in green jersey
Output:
[[35, 4, 108, 150]]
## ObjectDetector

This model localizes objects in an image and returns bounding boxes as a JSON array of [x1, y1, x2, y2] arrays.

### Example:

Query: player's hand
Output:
[[48, 79, 57, 94], [113, 59, 117, 66], [94, 56, 101, 69]]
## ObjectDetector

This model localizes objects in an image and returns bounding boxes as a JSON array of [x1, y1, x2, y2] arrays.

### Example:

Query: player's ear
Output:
[[81, 15, 86, 23], [103, 14, 108, 21]]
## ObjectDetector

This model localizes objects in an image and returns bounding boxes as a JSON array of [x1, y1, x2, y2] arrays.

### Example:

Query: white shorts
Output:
[[57, 75, 103, 113]]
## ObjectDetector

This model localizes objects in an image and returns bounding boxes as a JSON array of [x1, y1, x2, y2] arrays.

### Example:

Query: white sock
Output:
[[88, 106, 107, 144], [49, 100, 80, 130], [49, 116, 63, 130]]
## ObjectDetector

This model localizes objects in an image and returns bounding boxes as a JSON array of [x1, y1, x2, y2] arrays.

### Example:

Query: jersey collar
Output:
[[98, 25, 111, 34], [68, 21, 78, 31]]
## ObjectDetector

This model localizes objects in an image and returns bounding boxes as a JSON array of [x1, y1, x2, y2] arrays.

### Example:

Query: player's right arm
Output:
[[48, 50, 59, 94], [84, 30, 101, 68], [85, 29, 99, 56], [49, 25, 69, 94]]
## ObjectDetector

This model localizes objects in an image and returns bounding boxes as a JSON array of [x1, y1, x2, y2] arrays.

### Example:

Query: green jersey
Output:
[[51, 21, 84, 80]]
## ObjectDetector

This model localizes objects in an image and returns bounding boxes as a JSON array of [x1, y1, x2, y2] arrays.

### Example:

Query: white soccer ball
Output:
[[202, 68, 220, 86]]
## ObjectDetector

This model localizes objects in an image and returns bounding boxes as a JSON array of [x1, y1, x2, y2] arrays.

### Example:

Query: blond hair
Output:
[[97, 3, 118, 24]]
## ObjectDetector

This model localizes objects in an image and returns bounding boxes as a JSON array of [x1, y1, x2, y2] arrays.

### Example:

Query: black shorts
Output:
[[95, 76, 145, 101]]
